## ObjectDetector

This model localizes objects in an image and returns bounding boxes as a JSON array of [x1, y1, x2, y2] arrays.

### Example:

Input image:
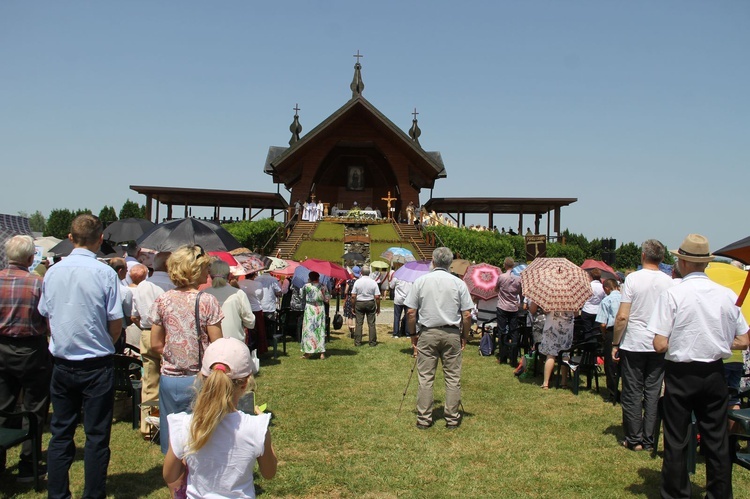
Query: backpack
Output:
[[479, 331, 495, 356]]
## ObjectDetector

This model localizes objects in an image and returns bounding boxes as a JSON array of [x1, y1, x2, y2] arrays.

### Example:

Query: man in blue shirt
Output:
[[596, 278, 622, 403], [39, 214, 123, 499]]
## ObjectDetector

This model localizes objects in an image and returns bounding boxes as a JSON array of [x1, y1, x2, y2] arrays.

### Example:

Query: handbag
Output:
[[195, 291, 204, 366]]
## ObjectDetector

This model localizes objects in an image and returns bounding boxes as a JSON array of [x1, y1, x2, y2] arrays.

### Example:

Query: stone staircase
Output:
[[393, 222, 435, 260], [271, 220, 434, 261], [272, 221, 317, 259]]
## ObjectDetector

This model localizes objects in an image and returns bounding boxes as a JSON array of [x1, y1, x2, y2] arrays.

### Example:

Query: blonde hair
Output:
[[188, 369, 254, 453], [167, 245, 209, 287]]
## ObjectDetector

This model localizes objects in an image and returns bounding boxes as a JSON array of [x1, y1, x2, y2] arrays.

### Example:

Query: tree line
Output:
[[20, 200, 147, 239]]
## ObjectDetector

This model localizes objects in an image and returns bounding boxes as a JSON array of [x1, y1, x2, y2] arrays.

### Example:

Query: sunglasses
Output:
[[193, 245, 205, 258]]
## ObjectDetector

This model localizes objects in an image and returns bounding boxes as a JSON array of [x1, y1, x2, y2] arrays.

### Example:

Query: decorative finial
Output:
[[289, 103, 302, 145], [350, 50, 365, 97], [409, 107, 421, 146]]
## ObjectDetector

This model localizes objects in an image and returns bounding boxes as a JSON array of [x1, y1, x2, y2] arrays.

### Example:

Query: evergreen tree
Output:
[[98, 205, 118, 226], [44, 209, 75, 239], [28, 210, 46, 233], [119, 199, 146, 219]]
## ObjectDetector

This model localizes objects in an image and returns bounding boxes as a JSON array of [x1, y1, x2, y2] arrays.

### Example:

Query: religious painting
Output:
[[347, 165, 364, 191]]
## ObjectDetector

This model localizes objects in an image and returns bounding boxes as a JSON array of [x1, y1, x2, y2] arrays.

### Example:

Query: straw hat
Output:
[[670, 234, 715, 263]]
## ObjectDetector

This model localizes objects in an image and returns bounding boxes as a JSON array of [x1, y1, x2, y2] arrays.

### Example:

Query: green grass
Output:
[[367, 224, 399, 242], [312, 222, 344, 240], [292, 241, 344, 262], [6, 327, 748, 497]]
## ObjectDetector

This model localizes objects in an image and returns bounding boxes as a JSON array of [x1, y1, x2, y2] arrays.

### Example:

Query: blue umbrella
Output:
[[291, 264, 333, 289], [511, 264, 527, 276], [381, 247, 416, 264]]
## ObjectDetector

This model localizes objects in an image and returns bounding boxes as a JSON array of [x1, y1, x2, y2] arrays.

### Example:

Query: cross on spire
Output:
[[293, 103, 300, 115], [412, 108, 419, 120], [353, 50, 363, 63]]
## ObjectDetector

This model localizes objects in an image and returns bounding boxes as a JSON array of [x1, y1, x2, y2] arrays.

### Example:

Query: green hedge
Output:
[[223, 219, 283, 253], [425, 226, 517, 266]]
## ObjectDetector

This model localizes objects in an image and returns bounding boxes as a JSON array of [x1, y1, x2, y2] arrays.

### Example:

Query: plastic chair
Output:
[[113, 354, 143, 429], [555, 336, 602, 394], [0, 409, 42, 490]]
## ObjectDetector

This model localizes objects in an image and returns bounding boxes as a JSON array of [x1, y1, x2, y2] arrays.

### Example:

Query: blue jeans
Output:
[[393, 304, 408, 337], [48, 356, 114, 499], [159, 375, 196, 454]]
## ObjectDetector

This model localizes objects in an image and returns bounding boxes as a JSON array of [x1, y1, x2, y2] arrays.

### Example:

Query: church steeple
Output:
[[409, 107, 421, 146], [350, 50, 365, 98], [289, 103, 302, 146]]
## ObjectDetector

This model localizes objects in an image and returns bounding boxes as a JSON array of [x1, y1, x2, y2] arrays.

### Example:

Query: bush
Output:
[[425, 226, 516, 266], [223, 218, 283, 253], [546, 243, 586, 265]]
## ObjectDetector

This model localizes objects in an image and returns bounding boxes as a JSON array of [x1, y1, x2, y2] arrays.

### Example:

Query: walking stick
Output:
[[397, 355, 418, 418]]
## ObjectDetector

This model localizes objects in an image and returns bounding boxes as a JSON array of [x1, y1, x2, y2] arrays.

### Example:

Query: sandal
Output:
[[620, 440, 643, 451], [541, 385, 549, 390]]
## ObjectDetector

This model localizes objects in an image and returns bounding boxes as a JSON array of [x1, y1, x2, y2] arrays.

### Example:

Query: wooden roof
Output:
[[130, 185, 288, 210], [424, 197, 577, 214], [265, 96, 446, 188]]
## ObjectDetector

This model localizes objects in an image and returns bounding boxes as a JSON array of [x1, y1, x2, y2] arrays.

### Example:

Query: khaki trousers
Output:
[[416, 327, 462, 426], [139, 328, 161, 434]]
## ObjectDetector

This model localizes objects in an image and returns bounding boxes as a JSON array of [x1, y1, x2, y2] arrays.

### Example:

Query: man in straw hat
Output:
[[649, 234, 749, 498]]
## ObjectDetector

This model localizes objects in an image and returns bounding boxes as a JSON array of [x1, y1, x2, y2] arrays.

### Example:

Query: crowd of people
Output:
[[1, 215, 749, 497]]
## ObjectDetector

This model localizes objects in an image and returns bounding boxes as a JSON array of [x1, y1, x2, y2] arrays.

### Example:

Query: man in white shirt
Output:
[[390, 275, 413, 338], [579, 268, 606, 341], [240, 272, 267, 355], [131, 251, 174, 438], [204, 260, 255, 343], [405, 247, 474, 429], [650, 234, 749, 498], [350, 267, 380, 347], [612, 239, 674, 451], [256, 272, 282, 348]]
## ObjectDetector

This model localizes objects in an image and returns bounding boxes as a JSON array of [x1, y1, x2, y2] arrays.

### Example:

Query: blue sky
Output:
[[1, 1, 747, 252]]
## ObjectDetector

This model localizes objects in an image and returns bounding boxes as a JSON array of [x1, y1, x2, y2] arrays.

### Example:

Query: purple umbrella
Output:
[[392, 260, 431, 282]]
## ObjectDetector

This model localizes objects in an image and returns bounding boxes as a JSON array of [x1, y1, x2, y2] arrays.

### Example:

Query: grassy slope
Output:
[[5, 328, 748, 498]]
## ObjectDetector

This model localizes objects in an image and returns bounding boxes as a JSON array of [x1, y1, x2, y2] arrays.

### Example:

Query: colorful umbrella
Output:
[[301, 258, 350, 280], [270, 259, 300, 278], [714, 235, 750, 307], [705, 262, 750, 323], [581, 259, 618, 281], [266, 256, 289, 271], [392, 260, 432, 282], [208, 251, 247, 276], [136, 217, 241, 252], [463, 263, 502, 300], [381, 247, 415, 264], [233, 254, 267, 274], [520, 257, 593, 312], [449, 259, 471, 277]]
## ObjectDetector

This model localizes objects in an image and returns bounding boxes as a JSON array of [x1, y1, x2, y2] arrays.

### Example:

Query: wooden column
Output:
[[145, 194, 153, 222], [155, 200, 160, 223]]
